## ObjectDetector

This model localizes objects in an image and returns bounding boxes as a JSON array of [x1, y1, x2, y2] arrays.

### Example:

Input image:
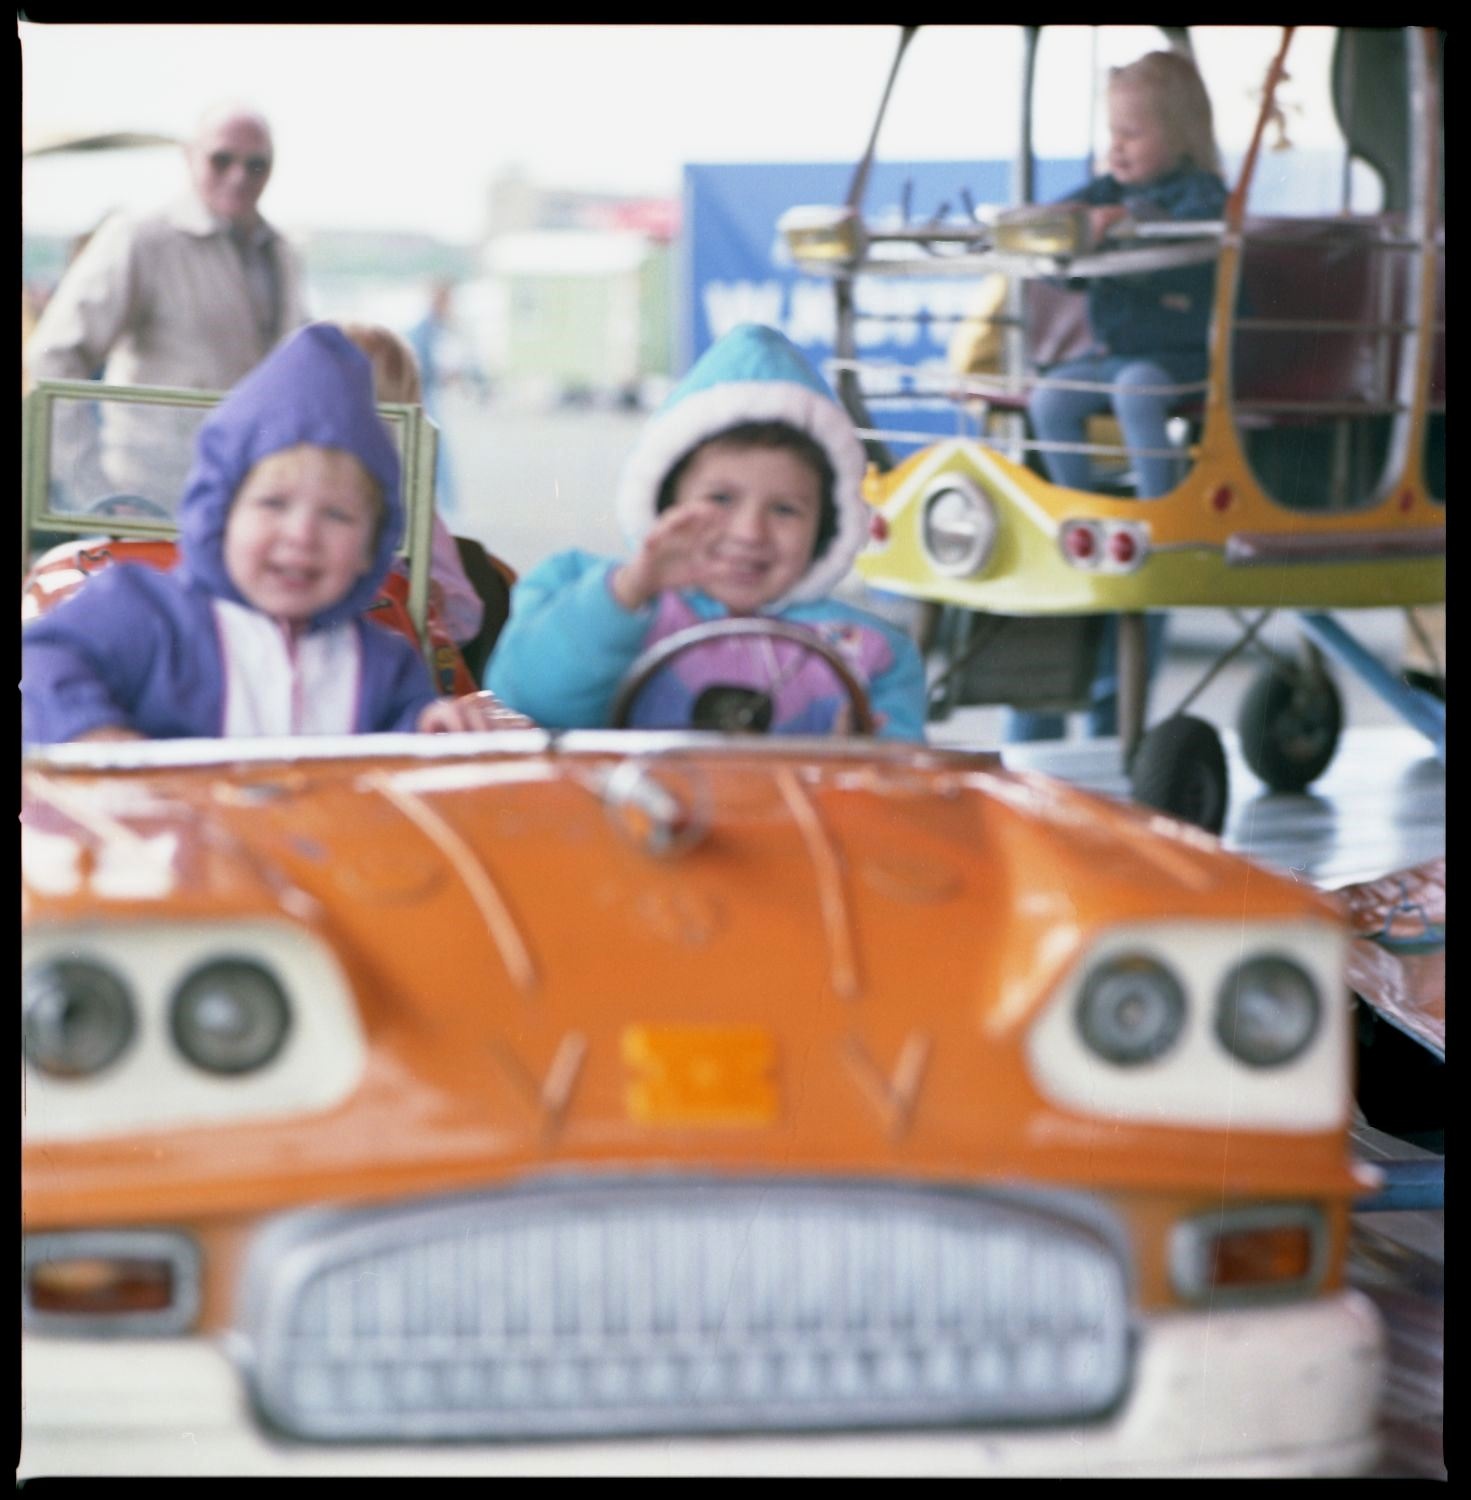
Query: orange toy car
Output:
[[21, 380, 1384, 1476]]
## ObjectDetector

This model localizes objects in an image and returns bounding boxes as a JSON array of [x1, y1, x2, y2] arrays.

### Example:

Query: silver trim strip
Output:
[[1225, 529, 1445, 565], [25, 731, 1003, 774]]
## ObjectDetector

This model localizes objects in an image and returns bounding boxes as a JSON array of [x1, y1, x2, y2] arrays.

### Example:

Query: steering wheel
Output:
[[84, 492, 174, 520], [608, 617, 876, 735]]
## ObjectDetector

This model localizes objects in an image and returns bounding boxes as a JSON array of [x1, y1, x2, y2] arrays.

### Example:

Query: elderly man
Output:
[[26, 104, 308, 509]]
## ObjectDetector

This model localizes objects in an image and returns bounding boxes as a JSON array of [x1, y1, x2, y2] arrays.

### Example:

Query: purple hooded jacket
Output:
[[22, 324, 440, 747]]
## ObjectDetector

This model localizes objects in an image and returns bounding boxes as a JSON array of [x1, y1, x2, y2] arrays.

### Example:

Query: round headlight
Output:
[[1076, 955, 1186, 1066], [23, 960, 137, 1078], [170, 959, 291, 1075], [1215, 956, 1320, 1067], [920, 481, 997, 576]]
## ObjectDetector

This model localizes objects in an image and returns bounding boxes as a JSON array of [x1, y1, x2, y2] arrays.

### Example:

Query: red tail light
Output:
[[1062, 521, 1100, 562]]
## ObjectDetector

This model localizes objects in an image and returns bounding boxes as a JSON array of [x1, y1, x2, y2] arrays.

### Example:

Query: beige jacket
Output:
[[26, 196, 308, 507]]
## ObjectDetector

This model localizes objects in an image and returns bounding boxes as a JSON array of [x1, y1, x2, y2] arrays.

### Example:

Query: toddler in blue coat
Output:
[[486, 324, 926, 740], [23, 324, 501, 746]]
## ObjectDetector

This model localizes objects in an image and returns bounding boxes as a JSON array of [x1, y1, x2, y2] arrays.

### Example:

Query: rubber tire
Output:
[[1129, 714, 1230, 834], [1237, 663, 1343, 793]]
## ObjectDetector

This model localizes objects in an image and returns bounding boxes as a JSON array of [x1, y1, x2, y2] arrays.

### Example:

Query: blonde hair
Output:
[[334, 321, 423, 405], [1110, 51, 1222, 177]]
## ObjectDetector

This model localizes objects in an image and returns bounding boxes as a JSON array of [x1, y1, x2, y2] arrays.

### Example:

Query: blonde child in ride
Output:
[[1016, 51, 1227, 741]]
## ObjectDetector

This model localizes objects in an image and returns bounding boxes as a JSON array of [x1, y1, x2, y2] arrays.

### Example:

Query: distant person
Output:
[[406, 278, 486, 518], [25, 103, 309, 509], [1014, 50, 1227, 741], [333, 320, 485, 646], [22, 325, 506, 746], [486, 323, 926, 739]]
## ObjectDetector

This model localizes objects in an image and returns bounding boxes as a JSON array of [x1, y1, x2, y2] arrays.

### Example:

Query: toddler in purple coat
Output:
[[22, 324, 492, 746]]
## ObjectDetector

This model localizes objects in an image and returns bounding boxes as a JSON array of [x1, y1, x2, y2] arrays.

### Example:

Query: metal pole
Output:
[[1016, 26, 1040, 207], [834, 25, 915, 471], [1116, 613, 1151, 763], [1355, 1157, 1444, 1212], [1296, 611, 1445, 758], [846, 26, 920, 212]]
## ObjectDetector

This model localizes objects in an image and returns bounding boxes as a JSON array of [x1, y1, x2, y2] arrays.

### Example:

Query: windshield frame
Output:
[[21, 378, 441, 649]]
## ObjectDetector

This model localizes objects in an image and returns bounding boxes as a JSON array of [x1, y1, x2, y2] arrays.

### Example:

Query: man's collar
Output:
[[166, 194, 276, 244]]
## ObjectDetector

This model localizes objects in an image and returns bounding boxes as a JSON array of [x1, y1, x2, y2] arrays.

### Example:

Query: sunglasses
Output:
[[207, 151, 271, 177]]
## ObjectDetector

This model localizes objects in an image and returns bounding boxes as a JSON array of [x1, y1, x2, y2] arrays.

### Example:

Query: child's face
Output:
[[223, 445, 379, 627], [671, 441, 823, 613], [1107, 85, 1178, 187]]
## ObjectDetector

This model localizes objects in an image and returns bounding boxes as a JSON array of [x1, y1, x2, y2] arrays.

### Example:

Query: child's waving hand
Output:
[[611, 505, 718, 610]]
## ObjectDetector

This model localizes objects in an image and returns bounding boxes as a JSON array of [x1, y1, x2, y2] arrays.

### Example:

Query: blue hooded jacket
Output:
[[22, 324, 439, 746], [487, 323, 926, 740]]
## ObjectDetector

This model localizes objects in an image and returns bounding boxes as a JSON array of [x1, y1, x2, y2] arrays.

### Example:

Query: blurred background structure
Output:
[[20, 23, 1438, 715], [24, 25, 1392, 411]]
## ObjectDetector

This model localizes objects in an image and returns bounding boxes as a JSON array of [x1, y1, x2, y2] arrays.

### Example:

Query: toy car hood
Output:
[[22, 734, 1356, 1229]]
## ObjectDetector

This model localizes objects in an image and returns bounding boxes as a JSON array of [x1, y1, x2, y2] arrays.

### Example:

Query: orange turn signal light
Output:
[[1205, 1224, 1315, 1288], [28, 1255, 176, 1316]]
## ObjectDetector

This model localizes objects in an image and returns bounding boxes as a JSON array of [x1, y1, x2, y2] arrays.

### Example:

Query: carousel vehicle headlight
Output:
[[23, 959, 137, 1078], [920, 479, 998, 576], [170, 959, 292, 1075], [992, 204, 1090, 257], [1075, 954, 1187, 1066], [1215, 955, 1321, 1068], [775, 205, 867, 266]]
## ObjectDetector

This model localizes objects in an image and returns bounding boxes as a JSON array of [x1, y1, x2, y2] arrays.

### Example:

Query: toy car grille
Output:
[[241, 1181, 1131, 1441]]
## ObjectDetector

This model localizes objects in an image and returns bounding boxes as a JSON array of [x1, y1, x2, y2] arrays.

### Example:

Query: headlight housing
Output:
[[1025, 922, 1349, 1131], [23, 959, 137, 1078], [775, 204, 866, 267], [169, 958, 292, 1075], [1059, 518, 1150, 573], [992, 204, 1091, 256], [1074, 954, 1186, 1066], [22, 920, 366, 1143], [1215, 955, 1321, 1068], [919, 477, 998, 576]]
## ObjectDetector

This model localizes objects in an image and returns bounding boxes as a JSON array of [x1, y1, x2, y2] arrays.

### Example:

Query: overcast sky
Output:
[[21, 24, 1342, 242]]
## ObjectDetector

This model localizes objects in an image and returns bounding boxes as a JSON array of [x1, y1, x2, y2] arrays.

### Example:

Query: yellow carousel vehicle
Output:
[[780, 25, 1445, 832], [21, 377, 1397, 1476]]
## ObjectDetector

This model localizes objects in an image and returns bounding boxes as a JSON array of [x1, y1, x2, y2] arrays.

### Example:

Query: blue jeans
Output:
[[1026, 350, 1207, 499], [1007, 351, 1198, 743]]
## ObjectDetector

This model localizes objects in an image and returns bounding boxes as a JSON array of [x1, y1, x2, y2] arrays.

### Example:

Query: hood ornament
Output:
[[601, 759, 710, 858]]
